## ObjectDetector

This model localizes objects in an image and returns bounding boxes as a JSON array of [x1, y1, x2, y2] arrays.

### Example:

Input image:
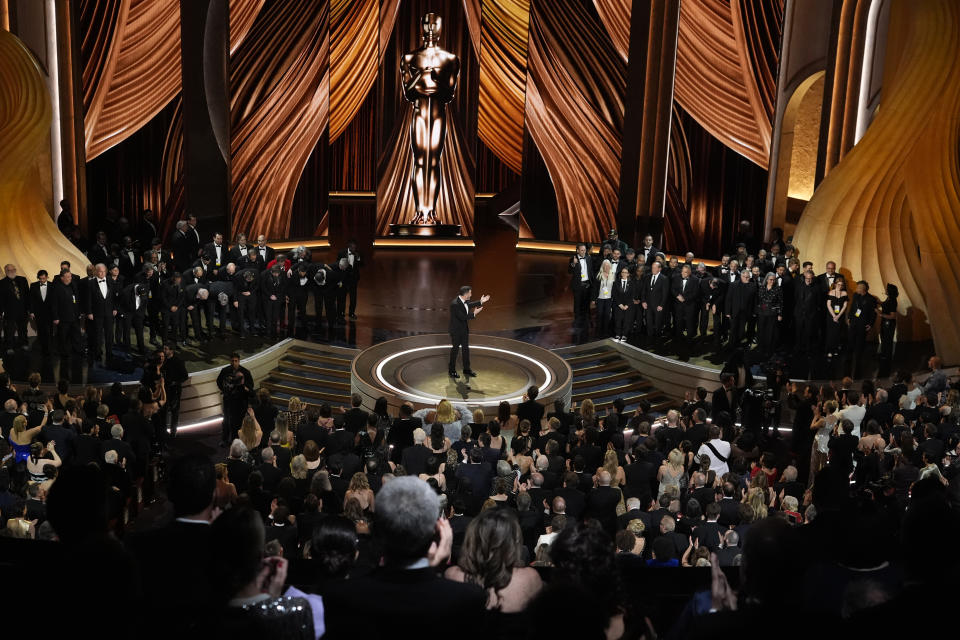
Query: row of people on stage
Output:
[[2, 224, 364, 370], [568, 232, 899, 371]]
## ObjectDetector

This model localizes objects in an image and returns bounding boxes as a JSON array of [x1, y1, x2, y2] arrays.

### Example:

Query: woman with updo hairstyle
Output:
[[445, 508, 543, 614], [309, 516, 359, 594]]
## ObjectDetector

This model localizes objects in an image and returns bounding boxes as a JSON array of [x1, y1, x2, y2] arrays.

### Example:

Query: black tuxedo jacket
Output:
[[584, 486, 622, 534], [227, 244, 251, 265], [672, 276, 700, 305], [612, 279, 639, 306], [640, 272, 669, 308], [517, 399, 545, 436], [171, 231, 194, 271], [255, 244, 275, 263], [639, 245, 659, 265], [568, 254, 594, 289], [724, 280, 757, 316], [86, 243, 110, 265], [323, 567, 486, 640], [119, 247, 141, 279], [0, 275, 29, 317], [202, 242, 227, 268], [554, 486, 587, 520], [85, 277, 117, 318], [29, 281, 53, 320], [50, 279, 82, 323], [711, 385, 736, 420], [337, 249, 362, 280], [119, 283, 149, 316], [449, 296, 482, 337], [260, 272, 286, 299]]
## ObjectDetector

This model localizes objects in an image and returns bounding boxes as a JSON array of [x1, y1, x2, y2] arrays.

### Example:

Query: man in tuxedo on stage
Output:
[[671, 264, 700, 340], [724, 270, 756, 349], [29, 270, 54, 356], [568, 243, 593, 328], [202, 232, 227, 279], [85, 263, 118, 363], [641, 260, 669, 337], [171, 221, 194, 272], [448, 285, 490, 379], [639, 234, 658, 266], [337, 239, 363, 319], [255, 234, 275, 264], [0, 264, 30, 350], [119, 282, 149, 354], [51, 271, 83, 370]]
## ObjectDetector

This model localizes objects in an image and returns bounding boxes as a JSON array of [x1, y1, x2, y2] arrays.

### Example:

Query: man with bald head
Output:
[[584, 469, 622, 536], [85, 263, 118, 363]]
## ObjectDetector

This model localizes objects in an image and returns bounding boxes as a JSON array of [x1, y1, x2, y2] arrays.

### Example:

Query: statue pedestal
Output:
[[389, 223, 462, 237]]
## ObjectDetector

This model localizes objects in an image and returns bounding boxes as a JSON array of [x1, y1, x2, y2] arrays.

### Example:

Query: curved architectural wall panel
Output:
[[0, 31, 90, 279], [593, 0, 631, 62], [230, 0, 330, 238], [83, 0, 182, 160], [79, 0, 129, 147], [229, 0, 266, 55], [793, 0, 960, 360], [328, 0, 379, 142], [675, 0, 783, 168], [476, 0, 530, 174], [525, 0, 625, 242]]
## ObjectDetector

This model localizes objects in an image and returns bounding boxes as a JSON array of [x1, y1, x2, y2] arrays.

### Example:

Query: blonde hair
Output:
[[12, 415, 27, 435], [603, 449, 619, 477], [288, 396, 303, 412], [215, 463, 228, 481], [667, 448, 684, 470], [348, 472, 370, 492], [746, 490, 768, 522], [472, 408, 485, 423], [581, 399, 595, 423], [275, 415, 290, 445], [239, 415, 258, 449], [436, 399, 456, 424]]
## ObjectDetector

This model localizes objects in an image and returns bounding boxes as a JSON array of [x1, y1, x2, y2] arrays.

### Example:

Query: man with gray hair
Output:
[[401, 427, 432, 476], [101, 423, 135, 472], [257, 447, 282, 491], [716, 529, 742, 567], [0, 398, 19, 436], [585, 469, 621, 535], [85, 262, 118, 363], [324, 476, 486, 637]]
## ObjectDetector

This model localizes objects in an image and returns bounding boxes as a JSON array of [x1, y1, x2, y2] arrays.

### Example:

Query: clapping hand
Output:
[[480, 294, 490, 304]]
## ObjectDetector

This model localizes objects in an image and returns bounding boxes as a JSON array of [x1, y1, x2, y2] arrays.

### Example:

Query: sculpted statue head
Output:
[[421, 13, 441, 44]]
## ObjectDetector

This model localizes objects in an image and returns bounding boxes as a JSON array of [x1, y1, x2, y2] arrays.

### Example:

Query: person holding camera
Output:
[[217, 353, 254, 447], [119, 280, 150, 354]]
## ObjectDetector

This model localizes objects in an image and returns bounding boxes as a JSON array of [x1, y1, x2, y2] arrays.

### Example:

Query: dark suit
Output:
[[584, 486, 622, 535], [711, 385, 736, 421], [119, 284, 149, 352], [323, 567, 486, 640], [554, 486, 587, 521], [401, 444, 432, 477], [51, 278, 83, 362], [448, 295, 483, 374], [568, 253, 594, 327], [0, 275, 29, 348], [85, 277, 117, 361], [29, 281, 54, 355], [255, 244, 275, 264], [202, 242, 227, 275], [171, 230, 194, 272], [724, 279, 757, 347], [160, 280, 186, 342], [641, 271, 669, 336], [517, 399, 545, 437], [337, 248, 362, 315], [671, 275, 700, 338], [639, 244, 659, 266], [388, 416, 422, 461], [611, 278, 639, 338], [259, 271, 285, 338]]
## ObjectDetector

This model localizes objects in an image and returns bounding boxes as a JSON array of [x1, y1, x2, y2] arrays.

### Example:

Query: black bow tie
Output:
[[98, 279, 105, 283], [40, 283, 46, 287], [215, 245, 221, 248]]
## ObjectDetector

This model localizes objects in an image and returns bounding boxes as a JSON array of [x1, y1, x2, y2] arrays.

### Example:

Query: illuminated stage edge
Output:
[[352, 334, 573, 412]]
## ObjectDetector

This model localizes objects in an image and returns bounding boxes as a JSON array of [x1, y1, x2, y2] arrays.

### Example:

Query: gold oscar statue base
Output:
[[389, 223, 462, 237]]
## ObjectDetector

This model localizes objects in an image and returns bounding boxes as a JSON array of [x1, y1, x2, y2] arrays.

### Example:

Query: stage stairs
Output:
[[261, 344, 360, 411], [555, 342, 676, 415], [260, 340, 675, 416]]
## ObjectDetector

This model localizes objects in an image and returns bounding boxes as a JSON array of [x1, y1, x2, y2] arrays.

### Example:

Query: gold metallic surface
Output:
[[401, 13, 461, 225], [793, 0, 960, 358], [0, 30, 89, 280]]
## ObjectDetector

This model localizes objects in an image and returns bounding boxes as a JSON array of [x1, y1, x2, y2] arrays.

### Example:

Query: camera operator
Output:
[[217, 352, 253, 447]]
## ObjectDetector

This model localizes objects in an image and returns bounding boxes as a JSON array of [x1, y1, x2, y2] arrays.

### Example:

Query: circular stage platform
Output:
[[351, 334, 573, 411]]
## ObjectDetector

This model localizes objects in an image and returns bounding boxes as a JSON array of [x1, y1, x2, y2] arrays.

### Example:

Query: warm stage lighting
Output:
[[373, 344, 553, 405]]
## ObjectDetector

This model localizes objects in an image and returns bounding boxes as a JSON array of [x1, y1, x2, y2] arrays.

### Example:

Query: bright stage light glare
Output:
[[373, 345, 553, 405]]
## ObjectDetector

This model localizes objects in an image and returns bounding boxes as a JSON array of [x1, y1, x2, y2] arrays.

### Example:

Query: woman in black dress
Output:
[[824, 276, 848, 358], [757, 273, 783, 358], [879, 283, 899, 362]]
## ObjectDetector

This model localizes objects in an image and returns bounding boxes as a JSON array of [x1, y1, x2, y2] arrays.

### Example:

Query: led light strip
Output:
[[373, 345, 553, 405]]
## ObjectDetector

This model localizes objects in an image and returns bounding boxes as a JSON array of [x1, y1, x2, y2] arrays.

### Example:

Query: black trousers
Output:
[[572, 283, 591, 326], [166, 384, 183, 437], [728, 311, 750, 347], [3, 315, 27, 349], [34, 317, 53, 355], [879, 320, 896, 360], [288, 295, 308, 336], [262, 298, 282, 337], [237, 294, 258, 334], [89, 315, 114, 361], [612, 306, 634, 338], [162, 308, 185, 342], [123, 312, 146, 353], [644, 306, 664, 336], [57, 321, 83, 358], [346, 278, 358, 314], [595, 298, 612, 336], [222, 396, 247, 444], [757, 313, 779, 356], [674, 303, 697, 338], [794, 316, 816, 356], [449, 330, 470, 373]]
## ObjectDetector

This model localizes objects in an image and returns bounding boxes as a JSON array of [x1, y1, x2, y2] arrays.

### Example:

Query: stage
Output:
[[351, 334, 573, 411]]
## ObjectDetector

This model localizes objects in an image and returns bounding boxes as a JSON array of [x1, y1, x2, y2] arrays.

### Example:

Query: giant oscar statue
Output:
[[401, 13, 460, 227]]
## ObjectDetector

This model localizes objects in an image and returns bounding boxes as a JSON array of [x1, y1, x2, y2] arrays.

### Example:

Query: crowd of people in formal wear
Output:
[[4, 347, 957, 638], [27, 206, 363, 374], [569, 225, 899, 377]]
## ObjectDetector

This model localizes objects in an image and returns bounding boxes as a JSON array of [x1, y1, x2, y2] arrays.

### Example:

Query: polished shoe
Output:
[[449, 371, 460, 379], [463, 369, 478, 377], [349, 312, 357, 319]]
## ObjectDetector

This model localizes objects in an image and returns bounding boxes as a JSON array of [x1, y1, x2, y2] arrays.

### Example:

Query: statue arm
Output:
[[400, 59, 422, 103]]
